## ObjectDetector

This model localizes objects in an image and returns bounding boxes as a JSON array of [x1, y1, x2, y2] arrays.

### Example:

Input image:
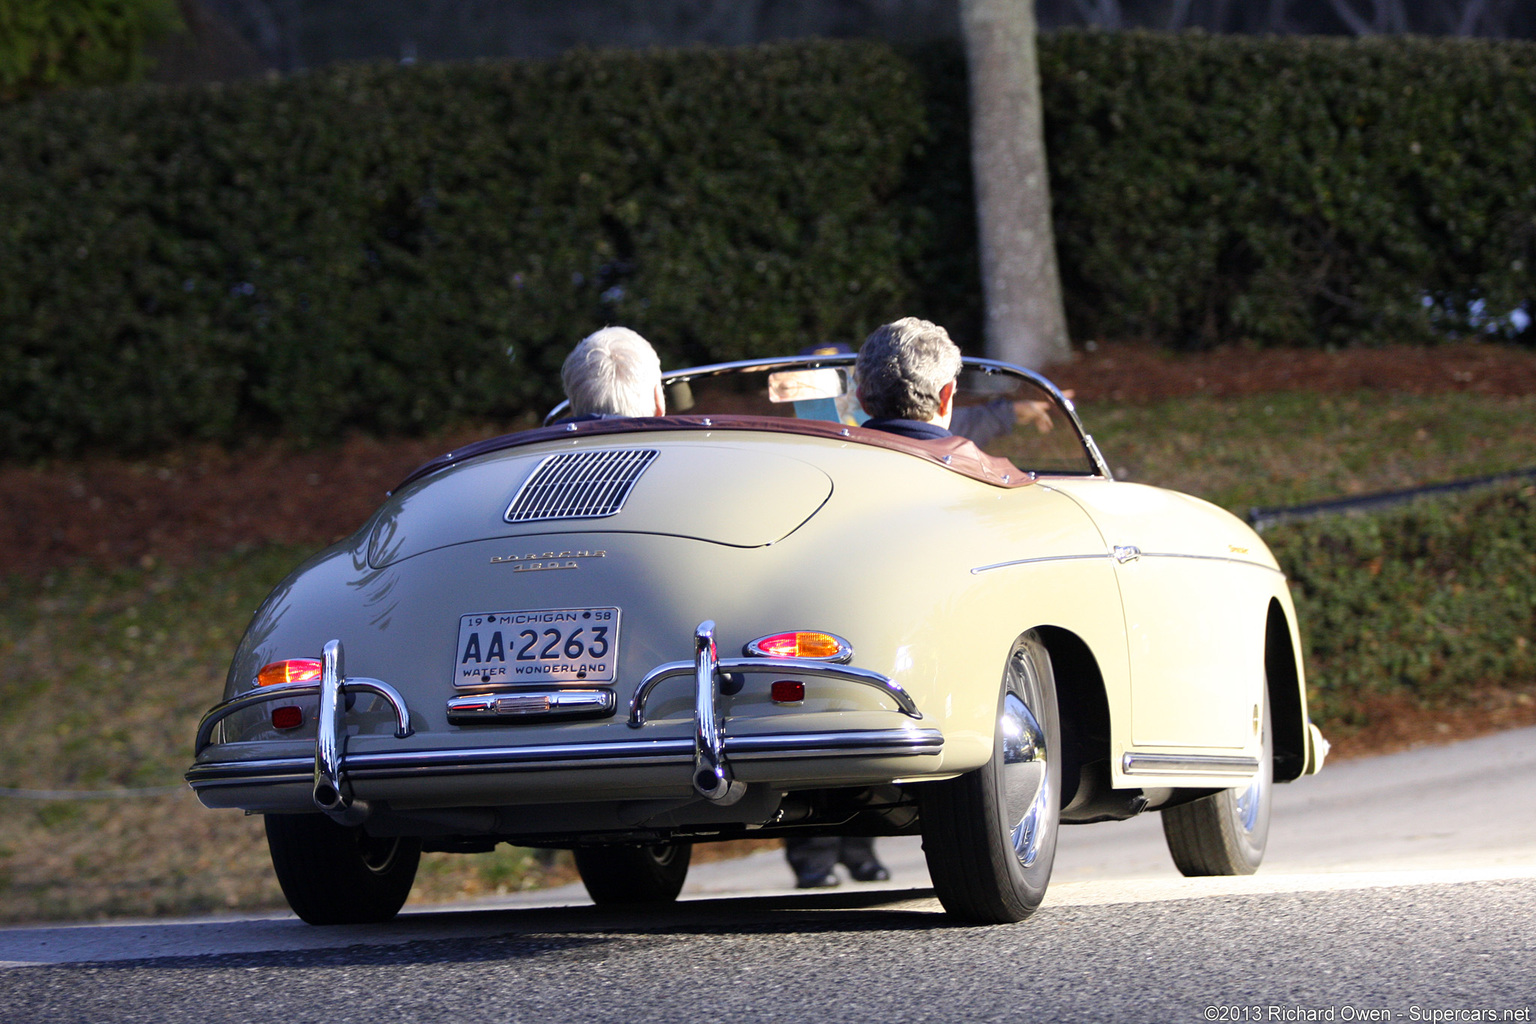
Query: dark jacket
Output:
[[861, 417, 952, 442]]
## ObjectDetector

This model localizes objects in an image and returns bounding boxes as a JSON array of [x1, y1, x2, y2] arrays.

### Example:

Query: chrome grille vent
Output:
[[504, 449, 659, 523]]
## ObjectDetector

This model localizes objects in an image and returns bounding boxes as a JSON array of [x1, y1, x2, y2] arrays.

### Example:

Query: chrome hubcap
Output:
[[1234, 731, 1270, 836], [1233, 694, 1272, 837], [999, 649, 1049, 869], [1234, 776, 1263, 835]]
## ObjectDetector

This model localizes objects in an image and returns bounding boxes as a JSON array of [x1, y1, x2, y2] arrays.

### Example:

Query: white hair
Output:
[[561, 327, 662, 417]]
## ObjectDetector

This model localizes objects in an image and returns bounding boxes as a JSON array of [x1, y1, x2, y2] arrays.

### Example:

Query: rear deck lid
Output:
[[368, 441, 832, 568]]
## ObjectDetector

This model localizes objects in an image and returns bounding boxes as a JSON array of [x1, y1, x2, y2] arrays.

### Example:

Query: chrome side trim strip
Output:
[[446, 688, 616, 723], [1136, 551, 1286, 576], [1121, 752, 1261, 777], [185, 728, 945, 790], [972, 551, 1284, 577], [970, 552, 1111, 575], [630, 657, 921, 727]]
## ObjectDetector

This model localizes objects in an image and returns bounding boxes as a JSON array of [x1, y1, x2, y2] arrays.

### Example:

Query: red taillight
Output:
[[256, 659, 323, 687], [271, 706, 304, 730], [744, 631, 850, 662], [770, 680, 806, 704]]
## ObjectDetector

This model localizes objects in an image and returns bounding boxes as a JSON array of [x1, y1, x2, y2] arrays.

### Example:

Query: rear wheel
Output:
[[574, 842, 692, 905], [920, 631, 1061, 923], [1161, 691, 1272, 876], [264, 813, 421, 925]]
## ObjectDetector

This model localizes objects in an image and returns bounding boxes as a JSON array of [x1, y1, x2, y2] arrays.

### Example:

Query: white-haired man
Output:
[[559, 326, 665, 421]]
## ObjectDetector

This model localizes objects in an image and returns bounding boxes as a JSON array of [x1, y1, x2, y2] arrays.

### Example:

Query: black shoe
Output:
[[795, 871, 840, 889], [848, 862, 890, 883]]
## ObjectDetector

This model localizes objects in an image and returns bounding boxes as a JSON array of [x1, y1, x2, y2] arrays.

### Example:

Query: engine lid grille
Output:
[[504, 448, 659, 523]]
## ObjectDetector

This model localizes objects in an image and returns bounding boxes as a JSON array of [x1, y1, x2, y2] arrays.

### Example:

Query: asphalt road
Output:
[[4, 728, 1534, 1024]]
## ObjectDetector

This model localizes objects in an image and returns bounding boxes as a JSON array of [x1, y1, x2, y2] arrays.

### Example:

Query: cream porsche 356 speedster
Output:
[[187, 353, 1327, 925]]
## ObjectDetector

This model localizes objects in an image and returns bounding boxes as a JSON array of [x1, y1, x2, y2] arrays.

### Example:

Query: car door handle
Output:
[[1113, 545, 1141, 564]]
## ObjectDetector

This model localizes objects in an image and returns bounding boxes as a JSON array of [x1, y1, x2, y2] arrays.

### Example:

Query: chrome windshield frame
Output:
[[541, 354, 1109, 479]]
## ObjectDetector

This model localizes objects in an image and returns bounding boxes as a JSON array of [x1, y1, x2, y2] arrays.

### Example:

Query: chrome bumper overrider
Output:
[[188, 624, 932, 817], [191, 639, 414, 825], [629, 620, 923, 803]]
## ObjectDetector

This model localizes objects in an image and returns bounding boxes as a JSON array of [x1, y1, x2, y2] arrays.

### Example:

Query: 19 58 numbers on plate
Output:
[[455, 607, 619, 686]]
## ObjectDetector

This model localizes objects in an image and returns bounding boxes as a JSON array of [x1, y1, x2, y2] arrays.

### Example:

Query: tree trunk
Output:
[[960, 0, 1070, 368]]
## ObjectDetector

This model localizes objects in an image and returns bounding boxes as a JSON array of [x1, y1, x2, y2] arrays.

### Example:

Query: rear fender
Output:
[[1035, 627, 1112, 814], [1265, 596, 1313, 782]]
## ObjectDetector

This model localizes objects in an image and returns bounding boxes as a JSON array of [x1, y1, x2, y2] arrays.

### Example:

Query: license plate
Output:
[[454, 607, 619, 687]]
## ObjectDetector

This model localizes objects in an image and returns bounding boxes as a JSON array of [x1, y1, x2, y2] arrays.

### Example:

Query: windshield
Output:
[[663, 357, 1098, 476]]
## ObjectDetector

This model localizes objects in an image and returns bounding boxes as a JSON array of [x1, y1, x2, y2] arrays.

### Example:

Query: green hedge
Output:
[[0, 42, 940, 456], [3, 34, 1536, 458], [1267, 483, 1536, 726], [1042, 32, 1536, 349], [0, 0, 181, 103]]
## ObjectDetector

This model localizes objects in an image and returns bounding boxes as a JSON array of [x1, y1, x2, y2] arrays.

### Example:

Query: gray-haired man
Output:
[[854, 316, 964, 441], [856, 316, 1063, 445]]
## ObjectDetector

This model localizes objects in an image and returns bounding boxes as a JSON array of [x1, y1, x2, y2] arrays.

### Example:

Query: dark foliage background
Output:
[[0, 0, 183, 102], [1042, 32, 1536, 350], [0, 42, 939, 457], [1268, 483, 1536, 725], [2, 33, 1534, 459]]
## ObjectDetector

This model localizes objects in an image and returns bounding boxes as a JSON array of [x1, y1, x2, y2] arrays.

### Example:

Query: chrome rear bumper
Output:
[[188, 625, 932, 820], [187, 727, 945, 789]]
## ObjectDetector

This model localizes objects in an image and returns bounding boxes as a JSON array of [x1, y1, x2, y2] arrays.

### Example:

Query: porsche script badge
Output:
[[490, 549, 607, 571]]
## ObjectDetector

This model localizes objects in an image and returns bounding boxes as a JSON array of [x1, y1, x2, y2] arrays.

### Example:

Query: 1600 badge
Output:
[[454, 607, 619, 686]]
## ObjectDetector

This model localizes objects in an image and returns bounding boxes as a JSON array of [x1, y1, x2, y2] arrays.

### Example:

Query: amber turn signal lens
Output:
[[744, 631, 850, 662], [256, 659, 323, 687], [271, 706, 304, 730]]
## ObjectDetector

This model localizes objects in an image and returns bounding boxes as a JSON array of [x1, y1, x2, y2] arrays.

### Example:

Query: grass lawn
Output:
[[2, 389, 1533, 923], [1078, 391, 1536, 512]]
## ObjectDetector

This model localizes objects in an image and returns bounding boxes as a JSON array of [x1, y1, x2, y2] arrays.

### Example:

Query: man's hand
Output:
[[1013, 389, 1074, 433]]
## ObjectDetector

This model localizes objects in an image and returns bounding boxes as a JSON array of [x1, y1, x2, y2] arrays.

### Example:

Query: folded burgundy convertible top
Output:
[[393, 415, 1035, 493]]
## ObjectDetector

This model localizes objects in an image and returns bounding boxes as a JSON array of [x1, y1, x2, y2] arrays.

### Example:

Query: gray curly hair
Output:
[[855, 317, 962, 421], [561, 327, 662, 417]]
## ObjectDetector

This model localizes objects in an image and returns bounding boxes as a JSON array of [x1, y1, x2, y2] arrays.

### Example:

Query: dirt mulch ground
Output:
[[0, 431, 491, 581], [1326, 686, 1536, 760], [6, 340, 1535, 582], [5, 340, 1536, 757], [1045, 339, 1536, 402]]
